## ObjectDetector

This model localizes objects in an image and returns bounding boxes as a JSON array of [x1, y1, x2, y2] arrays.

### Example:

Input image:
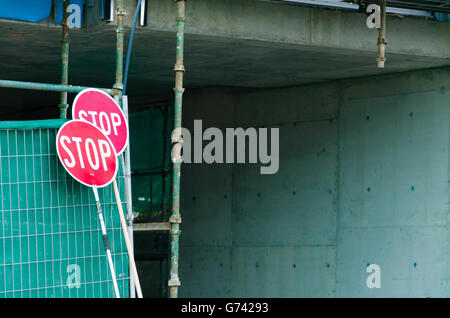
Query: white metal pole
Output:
[[112, 179, 143, 298], [121, 95, 138, 298], [140, 0, 146, 26], [92, 186, 121, 298]]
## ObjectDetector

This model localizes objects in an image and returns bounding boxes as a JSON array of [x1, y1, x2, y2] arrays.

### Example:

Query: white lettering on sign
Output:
[[60, 136, 76, 168], [78, 110, 88, 121], [99, 112, 111, 135], [72, 137, 85, 169], [77, 110, 122, 136], [98, 140, 111, 172], [59, 135, 113, 171], [85, 138, 100, 170], [110, 113, 121, 135], [87, 111, 98, 126]]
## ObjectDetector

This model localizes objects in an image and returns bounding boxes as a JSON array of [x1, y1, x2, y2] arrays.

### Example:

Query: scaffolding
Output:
[[0, 0, 186, 298]]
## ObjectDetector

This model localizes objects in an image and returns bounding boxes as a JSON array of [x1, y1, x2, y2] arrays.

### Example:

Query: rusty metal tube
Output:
[[377, 0, 387, 68], [112, 0, 144, 299], [59, 0, 70, 118], [168, 0, 186, 299], [114, 0, 126, 96], [0, 79, 114, 94]]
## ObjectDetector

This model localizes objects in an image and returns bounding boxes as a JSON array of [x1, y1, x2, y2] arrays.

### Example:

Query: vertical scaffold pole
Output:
[[112, 0, 144, 298], [168, 0, 186, 299], [376, 0, 387, 68], [59, 0, 70, 118], [114, 0, 125, 98]]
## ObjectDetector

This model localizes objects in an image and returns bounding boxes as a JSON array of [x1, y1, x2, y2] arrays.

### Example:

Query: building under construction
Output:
[[0, 0, 449, 298]]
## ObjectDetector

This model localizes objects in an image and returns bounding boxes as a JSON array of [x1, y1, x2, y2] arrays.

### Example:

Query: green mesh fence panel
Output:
[[0, 120, 129, 298]]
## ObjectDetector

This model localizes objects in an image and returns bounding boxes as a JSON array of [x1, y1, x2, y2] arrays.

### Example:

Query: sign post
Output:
[[92, 186, 121, 298], [56, 120, 121, 298], [72, 88, 143, 298]]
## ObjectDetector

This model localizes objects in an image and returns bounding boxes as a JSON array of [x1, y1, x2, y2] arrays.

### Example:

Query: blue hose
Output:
[[123, 0, 143, 96]]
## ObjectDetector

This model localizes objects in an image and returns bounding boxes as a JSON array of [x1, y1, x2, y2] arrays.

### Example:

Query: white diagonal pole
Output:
[[112, 178, 143, 298], [92, 186, 120, 298]]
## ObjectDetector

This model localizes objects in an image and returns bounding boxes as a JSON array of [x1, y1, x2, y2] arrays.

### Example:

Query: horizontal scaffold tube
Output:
[[0, 79, 114, 95]]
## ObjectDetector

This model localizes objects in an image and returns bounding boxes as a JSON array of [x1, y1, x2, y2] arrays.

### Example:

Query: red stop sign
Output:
[[56, 120, 118, 188], [72, 88, 128, 155]]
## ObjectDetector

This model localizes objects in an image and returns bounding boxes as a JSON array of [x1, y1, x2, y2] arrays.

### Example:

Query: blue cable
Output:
[[123, 0, 143, 96]]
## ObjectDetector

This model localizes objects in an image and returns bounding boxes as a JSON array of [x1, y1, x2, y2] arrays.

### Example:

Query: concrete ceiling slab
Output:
[[0, 20, 448, 99], [0, 0, 449, 115]]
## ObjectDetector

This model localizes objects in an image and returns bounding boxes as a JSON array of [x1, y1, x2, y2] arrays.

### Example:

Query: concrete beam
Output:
[[141, 0, 449, 59], [0, 0, 448, 96]]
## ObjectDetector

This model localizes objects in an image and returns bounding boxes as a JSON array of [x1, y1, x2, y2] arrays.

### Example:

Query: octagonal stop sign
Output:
[[72, 88, 128, 155], [56, 120, 118, 188]]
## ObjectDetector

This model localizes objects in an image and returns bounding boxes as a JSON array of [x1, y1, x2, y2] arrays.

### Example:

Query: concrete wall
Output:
[[178, 66, 450, 297]]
